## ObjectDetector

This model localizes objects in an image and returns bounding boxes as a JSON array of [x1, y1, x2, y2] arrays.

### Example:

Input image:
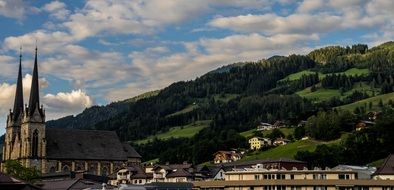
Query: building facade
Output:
[[193, 165, 394, 190], [249, 137, 271, 150], [1, 48, 141, 175]]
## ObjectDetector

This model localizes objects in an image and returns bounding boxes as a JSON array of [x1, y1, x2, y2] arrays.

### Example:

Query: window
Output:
[[290, 174, 294, 180], [339, 174, 351, 180], [102, 167, 108, 176], [254, 175, 260, 180], [49, 167, 56, 173], [139, 179, 142, 184], [32, 129, 39, 158], [62, 165, 70, 172], [314, 186, 327, 190]]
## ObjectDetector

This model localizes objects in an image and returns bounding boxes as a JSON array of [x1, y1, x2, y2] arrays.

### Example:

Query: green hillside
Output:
[[47, 41, 394, 166], [135, 120, 210, 144], [337, 92, 394, 111], [281, 68, 369, 82], [297, 82, 379, 102], [242, 135, 345, 161], [240, 127, 294, 139]]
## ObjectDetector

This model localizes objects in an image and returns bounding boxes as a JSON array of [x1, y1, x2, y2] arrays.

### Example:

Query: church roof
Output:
[[28, 47, 41, 117], [12, 50, 24, 122], [46, 128, 130, 161], [122, 143, 142, 158]]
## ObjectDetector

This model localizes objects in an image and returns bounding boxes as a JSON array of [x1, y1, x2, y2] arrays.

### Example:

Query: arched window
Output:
[[49, 167, 56, 173], [63, 165, 70, 172], [102, 167, 108, 176], [32, 129, 39, 158]]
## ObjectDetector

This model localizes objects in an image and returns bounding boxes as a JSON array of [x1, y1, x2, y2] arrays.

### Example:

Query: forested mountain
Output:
[[47, 41, 394, 166]]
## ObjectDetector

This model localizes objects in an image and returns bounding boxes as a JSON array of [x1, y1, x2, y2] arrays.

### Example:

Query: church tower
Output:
[[20, 47, 47, 172], [3, 48, 24, 161]]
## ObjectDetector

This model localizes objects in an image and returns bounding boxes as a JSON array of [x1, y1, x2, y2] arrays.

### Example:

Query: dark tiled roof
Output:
[[46, 128, 130, 161], [218, 158, 306, 168], [122, 143, 142, 158], [374, 154, 394, 175], [0, 172, 41, 190], [154, 164, 193, 171], [166, 169, 193, 178], [40, 178, 113, 190], [128, 165, 150, 179]]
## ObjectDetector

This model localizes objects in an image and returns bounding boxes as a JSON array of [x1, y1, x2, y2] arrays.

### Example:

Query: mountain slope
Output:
[[47, 41, 394, 165]]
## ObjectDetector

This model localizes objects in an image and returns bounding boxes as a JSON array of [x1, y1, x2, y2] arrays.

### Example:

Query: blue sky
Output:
[[0, 0, 393, 134]]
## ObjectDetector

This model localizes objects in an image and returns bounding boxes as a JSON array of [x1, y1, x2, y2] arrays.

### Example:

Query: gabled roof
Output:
[[373, 154, 394, 175], [122, 143, 142, 158], [0, 172, 41, 190], [166, 169, 193, 178], [153, 163, 193, 171], [124, 165, 150, 179], [46, 128, 130, 161]]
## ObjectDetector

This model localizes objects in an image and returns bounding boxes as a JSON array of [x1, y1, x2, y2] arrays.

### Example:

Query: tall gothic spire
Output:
[[28, 46, 40, 116], [12, 46, 24, 121]]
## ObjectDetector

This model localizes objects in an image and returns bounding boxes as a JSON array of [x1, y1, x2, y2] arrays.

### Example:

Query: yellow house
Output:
[[249, 137, 271, 150]]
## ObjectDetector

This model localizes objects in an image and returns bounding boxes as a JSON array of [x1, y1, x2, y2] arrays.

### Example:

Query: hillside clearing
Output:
[[280, 68, 369, 82], [135, 120, 210, 144], [241, 134, 346, 161], [337, 92, 394, 111]]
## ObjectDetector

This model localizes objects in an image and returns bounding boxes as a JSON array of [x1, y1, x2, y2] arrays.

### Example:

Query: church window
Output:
[[49, 167, 56, 173], [63, 165, 70, 172], [32, 129, 39, 158], [102, 167, 108, 176]]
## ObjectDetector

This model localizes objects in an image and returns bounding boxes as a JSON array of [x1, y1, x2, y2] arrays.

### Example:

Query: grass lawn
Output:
[[338, 68, 369, 76], [280, 68, 369, 82], [241, 134, 346, 161], [124, 90, 160, 103], [296, 87, 341, 102], [240, 129, 256, 138], [240, 127, 294, 139], [297, 82, 379, 102], [166, 104, 199, 117], [135, 120, 210, 144], [337, 92, 394, 112]]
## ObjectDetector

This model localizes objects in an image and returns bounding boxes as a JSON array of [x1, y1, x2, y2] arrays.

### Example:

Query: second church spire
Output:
[[28, 46, 40, 116]]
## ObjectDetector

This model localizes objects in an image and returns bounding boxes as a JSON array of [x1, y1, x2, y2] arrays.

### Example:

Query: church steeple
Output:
[[12, 47, 24, 121], [28, 46, 40, 116]]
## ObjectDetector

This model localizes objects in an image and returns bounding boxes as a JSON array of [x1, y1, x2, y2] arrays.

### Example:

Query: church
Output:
[[1, 47, 141, 176]]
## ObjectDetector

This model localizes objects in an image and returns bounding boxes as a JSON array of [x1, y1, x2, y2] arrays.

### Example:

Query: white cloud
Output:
[[43, 89, 93, 118], [209, 13, 340, 35], [0, 74, 93, 135], [107, 33, 317, 101], [3, 30, 74, 54], [0, 55, 17, 78], [0, 74, 47, 125], [0, 0, 29, 19], [297, 0, 324, 13], [42, 1, 70, 20]]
